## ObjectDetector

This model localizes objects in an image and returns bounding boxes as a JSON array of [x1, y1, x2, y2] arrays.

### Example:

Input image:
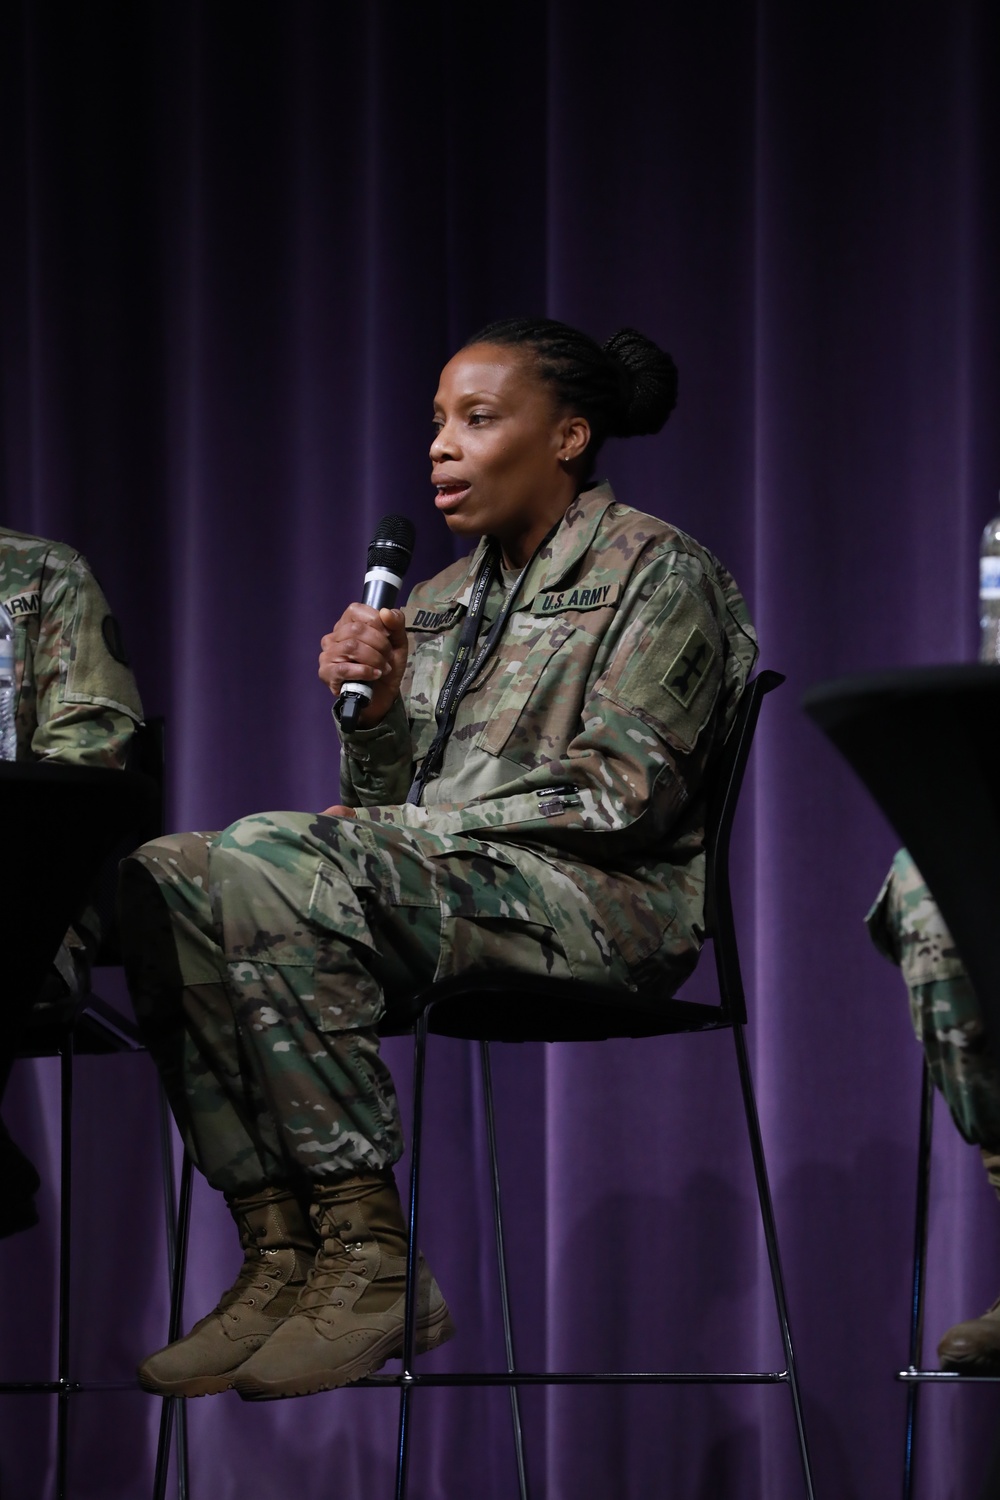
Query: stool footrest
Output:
[[361, 1368, 791, 1387], [0, 1379, 138, 1394]]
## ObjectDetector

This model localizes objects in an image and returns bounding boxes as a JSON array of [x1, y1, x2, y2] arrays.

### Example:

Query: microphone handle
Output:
[[335, 567, 404, 732], [361, 566, 404, 612]]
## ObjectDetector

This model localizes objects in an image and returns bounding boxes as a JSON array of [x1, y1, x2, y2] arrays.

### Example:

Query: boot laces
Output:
[[296, 1230, 368, 1317], [216, 1245, 284, 1313]]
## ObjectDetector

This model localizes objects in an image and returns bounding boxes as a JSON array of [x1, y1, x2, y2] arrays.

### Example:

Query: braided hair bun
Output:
[[464, 315, 678, 476], [602, 328, 678, 437]]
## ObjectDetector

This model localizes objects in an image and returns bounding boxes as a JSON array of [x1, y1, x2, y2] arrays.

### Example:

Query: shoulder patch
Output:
[[662, 626, 714, 708], [1, 590, 40, 621], [101, 614, 130, 666], [534, 579, 622, 615]]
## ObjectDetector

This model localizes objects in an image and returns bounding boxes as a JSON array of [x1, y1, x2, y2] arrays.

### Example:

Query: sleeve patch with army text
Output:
[[1, 590, 40, 621], [535, 579, 622, 615], [663, 626, 715, 708]]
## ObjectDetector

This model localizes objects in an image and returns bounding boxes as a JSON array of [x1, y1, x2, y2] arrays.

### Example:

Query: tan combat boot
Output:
[[138, 1185, 317, 1397], [938, 1296, 1000, 1373], [233, 1170, 454, 1400], [937, 1143, 1000, 1374]]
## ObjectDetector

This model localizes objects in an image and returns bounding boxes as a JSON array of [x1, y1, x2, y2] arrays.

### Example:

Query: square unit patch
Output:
[[662, 626, 715, 708]]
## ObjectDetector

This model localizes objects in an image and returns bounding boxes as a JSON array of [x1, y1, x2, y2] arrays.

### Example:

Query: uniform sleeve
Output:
[[337, 698, 415, 807], [350, 559, 755, 858], [31, 552, 143, 768]]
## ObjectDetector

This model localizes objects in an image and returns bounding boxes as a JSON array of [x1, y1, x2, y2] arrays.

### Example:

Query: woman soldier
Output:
[[120, 317, 758, 1401]]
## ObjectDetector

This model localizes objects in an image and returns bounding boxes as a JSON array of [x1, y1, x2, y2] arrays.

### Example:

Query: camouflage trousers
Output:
[[119, 810, 630, 1197], [867, 848, 1000, 1168]]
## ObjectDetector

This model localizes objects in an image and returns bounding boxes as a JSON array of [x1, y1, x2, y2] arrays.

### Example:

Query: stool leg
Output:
[[157, 1085, 191, 1500], [395, 1009, 429, 1500], [731, 1022, 816, 1500], [153, 1099, 193, 1500], [173, 1154, 193, 1500], [56, 1041, 74, 1500], [903, 1060, 935, 1500], [480, 1041, 529, 1500]]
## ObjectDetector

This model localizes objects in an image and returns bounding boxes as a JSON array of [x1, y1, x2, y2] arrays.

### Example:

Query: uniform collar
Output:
[[449, 481, 617, 608]]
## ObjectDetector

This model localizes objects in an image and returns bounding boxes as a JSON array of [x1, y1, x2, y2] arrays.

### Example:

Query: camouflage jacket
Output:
[[0, 528, 143, 768], [339, 483, 758, 976]]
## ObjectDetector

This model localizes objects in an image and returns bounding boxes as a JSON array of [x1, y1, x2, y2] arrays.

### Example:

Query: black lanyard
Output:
[[406, 536, 536, 805]]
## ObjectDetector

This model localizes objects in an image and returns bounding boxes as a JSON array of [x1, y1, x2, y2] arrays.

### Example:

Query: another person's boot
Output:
[[938, 1144, 1000, 1374], [233, 1170, 454, 1400], [138, 1185, 317, 1396], [938, 1297, 1000, 1373]]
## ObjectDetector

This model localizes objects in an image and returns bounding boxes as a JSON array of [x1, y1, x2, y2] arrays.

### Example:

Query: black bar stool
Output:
[[373, 670, 816, 1499], [0, 724, 189, 1499]]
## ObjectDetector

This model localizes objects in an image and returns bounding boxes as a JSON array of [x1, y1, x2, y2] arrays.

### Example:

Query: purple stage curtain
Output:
[[2, 2, 999, 1496]]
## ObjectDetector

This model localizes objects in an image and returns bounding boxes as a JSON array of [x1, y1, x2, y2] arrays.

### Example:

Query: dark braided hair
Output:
[[466, 317, 678, 476]]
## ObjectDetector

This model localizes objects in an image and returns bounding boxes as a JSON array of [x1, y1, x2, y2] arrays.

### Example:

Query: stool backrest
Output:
[[703, 669, 785, 1025], [383, 670, 785, 1044]]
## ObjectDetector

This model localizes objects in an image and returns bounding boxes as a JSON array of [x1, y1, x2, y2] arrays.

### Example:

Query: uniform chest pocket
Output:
[[473, 616, 578, 764], [406, 630, 459, 763]]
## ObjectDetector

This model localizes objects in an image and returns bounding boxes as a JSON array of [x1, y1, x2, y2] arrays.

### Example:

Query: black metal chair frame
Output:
[[897, 1061, 1000, 1500], [0, 719, 190, 1500], [800, 667, 1000, 1500], [1, 1007, 188, 1500], [370, 669, 816, 1500]]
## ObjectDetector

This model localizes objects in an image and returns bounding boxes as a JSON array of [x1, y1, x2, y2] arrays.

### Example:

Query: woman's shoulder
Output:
[[0, 529, 91, 613], [585, 486, 728, 583], [587, 488, 756, 652], [0, 527, 83, 576]]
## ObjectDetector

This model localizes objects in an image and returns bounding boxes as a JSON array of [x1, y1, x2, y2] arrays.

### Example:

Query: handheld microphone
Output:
[[335, 514, 416, 732]]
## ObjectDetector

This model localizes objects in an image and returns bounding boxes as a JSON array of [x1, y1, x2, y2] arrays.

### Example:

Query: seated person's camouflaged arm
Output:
[[337, 696, 414, 809], [20, 543, 142, 767]]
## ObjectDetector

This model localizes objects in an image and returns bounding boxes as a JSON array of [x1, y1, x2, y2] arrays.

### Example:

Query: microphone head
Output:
[[367, 514, 415, 576]]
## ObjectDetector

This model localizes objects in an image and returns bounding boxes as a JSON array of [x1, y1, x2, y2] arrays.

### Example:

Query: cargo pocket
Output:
[[421, 843, 559, 984], [302, 844, 384, 1032]]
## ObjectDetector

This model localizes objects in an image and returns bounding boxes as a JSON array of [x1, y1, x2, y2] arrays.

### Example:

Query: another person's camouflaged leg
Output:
[[866, 847, 1000, 1148], [867, 848, 1000, 1372]]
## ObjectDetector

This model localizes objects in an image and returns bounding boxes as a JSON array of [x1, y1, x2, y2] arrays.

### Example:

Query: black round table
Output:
[[802, 663, 1000, 1063]]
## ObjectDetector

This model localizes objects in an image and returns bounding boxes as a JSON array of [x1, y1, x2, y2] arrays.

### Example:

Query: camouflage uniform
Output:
[[0, 527, 143, 767], [0, 529, 142, 1092], [867, 850, 1000, 1180], [123, 483, 758, 1195]]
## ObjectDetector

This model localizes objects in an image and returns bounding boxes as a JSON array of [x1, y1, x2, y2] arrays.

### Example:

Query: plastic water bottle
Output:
[[0, 601, 16, 760], [980, 507, 1000, 664]]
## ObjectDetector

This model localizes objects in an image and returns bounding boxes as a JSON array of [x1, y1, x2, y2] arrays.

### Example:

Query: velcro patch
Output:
[[662, 626, 714, 708], [102, 614, 130, 666], [1, 590, 39, 621], [535, 579, 621, 614]]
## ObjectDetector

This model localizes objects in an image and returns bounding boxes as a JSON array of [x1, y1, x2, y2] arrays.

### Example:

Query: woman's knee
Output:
[[126, 829, 217, 890]]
